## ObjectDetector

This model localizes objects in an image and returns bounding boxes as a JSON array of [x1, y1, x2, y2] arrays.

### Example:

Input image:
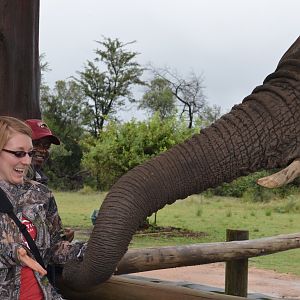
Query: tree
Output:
[[40, 80, 87, 189], [41, 80, 86, 135], [151, 67, 211, 128], [39, 53, 51, 85], [0, 0, 41, 119], [139, 77, 176, 120], [202, 104, 222, 125], [75, 37, 145, 137]]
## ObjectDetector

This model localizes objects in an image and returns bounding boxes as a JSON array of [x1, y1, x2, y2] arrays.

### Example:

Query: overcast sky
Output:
[[40, 0, 300, 118]]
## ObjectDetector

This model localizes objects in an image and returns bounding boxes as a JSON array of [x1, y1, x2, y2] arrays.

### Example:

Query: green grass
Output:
[[54, 191, 106, 229], [54, 191, 300, 276]]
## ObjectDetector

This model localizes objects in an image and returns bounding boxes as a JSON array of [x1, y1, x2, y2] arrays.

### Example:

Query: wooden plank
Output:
[[225, 229, 249, 297], [58, 275, 246, 300], [115, 232, 300, 274]]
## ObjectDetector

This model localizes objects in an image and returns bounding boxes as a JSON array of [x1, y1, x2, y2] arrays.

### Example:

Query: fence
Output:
[[58, 230, 300, 300]]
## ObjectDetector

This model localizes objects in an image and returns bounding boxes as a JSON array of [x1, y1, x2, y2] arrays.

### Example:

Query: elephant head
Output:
[[62, 36, 300, 290]]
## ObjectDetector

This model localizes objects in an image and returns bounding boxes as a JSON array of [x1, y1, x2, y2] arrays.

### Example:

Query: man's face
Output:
[[32, 137, 52, 167]]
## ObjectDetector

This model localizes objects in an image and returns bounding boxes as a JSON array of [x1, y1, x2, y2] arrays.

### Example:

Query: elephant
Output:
[[62, 36, 300, 290]]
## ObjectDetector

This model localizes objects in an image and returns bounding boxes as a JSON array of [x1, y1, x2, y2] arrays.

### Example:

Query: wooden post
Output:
[[225, 229, 249, 297]]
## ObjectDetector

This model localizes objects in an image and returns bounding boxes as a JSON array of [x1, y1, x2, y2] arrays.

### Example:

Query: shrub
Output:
[[81, 115, 197, 190], [209, 170, 299, 201], [274, 195, 300, 213]]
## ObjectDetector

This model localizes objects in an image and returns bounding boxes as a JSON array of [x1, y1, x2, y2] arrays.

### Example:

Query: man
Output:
[[25, 119, 60, 185], [25, 119, 74, 242], [25, 119, 74, 288]]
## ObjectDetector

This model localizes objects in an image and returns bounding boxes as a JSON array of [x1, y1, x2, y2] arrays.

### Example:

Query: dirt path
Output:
[[135, 263, 300, 299]]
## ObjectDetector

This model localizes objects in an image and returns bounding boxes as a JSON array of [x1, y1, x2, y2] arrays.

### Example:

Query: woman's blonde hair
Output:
[[0, 116, 32, 151]]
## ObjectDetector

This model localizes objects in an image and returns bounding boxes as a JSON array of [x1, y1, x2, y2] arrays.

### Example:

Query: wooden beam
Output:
[[58, 275, 245, 300], [0, 0, 41, 119], [115, 232, 300, 274]]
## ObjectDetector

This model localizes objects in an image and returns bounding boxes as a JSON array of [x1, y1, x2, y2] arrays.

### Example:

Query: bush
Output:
[[210, 171, 270, 198], [81, 115, 197, 190], [243, 185, 275, 202], [209, 170, 299, 201], [274, 195, 300, 213]]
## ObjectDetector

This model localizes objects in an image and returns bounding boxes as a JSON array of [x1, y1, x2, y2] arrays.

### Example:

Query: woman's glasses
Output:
[[2, 149, 35, 158]]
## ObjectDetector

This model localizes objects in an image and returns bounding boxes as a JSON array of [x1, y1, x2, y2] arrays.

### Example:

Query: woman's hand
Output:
[[63, 227, 75, 242], [17, 247, 47, 276]]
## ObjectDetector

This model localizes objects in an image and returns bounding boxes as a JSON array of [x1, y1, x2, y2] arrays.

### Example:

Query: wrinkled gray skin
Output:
[[63, 36, 300, 290]]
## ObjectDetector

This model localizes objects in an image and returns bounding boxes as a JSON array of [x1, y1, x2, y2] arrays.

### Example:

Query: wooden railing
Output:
[[116, 231, 300, 273], [59, 230, 300, 300]]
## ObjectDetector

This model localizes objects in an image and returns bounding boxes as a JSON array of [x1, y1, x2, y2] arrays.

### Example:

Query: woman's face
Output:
[[0, 133, 33, 184]]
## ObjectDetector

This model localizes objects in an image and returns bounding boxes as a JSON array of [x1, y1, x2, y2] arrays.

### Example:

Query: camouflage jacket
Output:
[[0, 179, 86, 300]]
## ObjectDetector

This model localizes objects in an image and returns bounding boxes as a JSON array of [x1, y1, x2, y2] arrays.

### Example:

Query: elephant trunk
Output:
[[62, 37, 300, 290]]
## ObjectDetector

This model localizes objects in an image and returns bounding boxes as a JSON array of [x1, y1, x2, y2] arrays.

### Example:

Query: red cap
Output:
[[25, 119, 60, 145]]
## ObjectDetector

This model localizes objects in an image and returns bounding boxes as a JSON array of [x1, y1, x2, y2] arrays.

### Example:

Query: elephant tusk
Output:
[[257, 158, 300, 188]]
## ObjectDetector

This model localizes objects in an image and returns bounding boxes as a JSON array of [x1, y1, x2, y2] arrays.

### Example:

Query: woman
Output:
[[0, 116, 84, 299]]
